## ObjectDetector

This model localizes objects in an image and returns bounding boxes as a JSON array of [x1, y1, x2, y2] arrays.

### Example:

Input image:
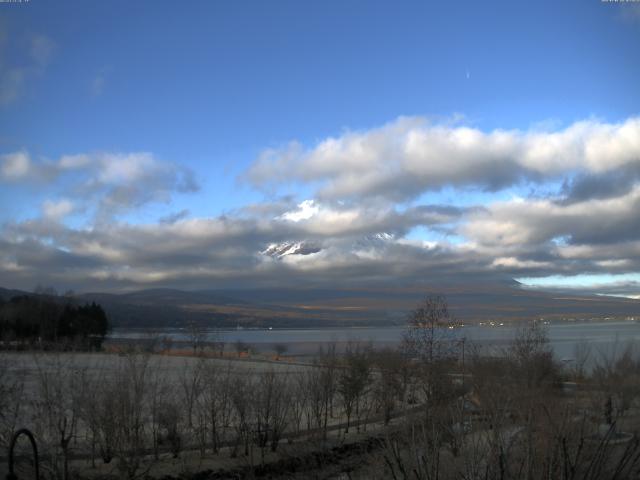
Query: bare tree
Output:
[[274, 343, 288, 360], [76, 359, 105, 468], [382, 412, 445, 480], [235, 340, 250, 357], [210, 328, 226, 357], [180, 357, 204, 433], [157, 400, 182, 458], [403, 295, 456, 363], [508, 321, 558, 391], [573, 338, 592, 380], [146, 359, 170, 460], [592, 340, 640, 421], [109, 351, 153, 479], [87, 378, 118, 465], [32, 353, 85, 480], [252, 369, 291, 462], [372, 348, 410, 425], [185, 320, 208, 355], [0, 353, 25, 450], [230, 373, 253, 457], [160, 335, 173, 354], [201, 362, 234, 454], [312, 343, 338, 441], [338, 342, 372, 433], [290, 371, 310, 435]]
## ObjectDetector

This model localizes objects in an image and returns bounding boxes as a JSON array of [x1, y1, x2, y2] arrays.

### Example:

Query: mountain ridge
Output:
[[1, 283, 638, 329]]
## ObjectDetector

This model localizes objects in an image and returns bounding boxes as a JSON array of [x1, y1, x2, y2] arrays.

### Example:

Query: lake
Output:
[[109, 320, 640, 363]]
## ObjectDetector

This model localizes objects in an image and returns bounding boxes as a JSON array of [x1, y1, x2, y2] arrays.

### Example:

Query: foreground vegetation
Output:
[[2, 296, 640, 480]]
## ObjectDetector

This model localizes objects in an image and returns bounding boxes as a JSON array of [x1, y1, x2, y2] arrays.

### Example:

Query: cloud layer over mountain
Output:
[[2, 116, 640, 296]]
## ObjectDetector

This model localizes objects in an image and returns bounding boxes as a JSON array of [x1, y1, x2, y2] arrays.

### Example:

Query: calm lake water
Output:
[[110, 320, 640, 361]]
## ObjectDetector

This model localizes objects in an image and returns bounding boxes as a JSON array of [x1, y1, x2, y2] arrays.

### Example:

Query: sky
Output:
[[1, 0, 640, 295]]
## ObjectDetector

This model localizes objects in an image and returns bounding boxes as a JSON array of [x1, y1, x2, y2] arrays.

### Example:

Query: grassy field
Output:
[[4, 330, 640, 480], [0, 348, 397, 479]]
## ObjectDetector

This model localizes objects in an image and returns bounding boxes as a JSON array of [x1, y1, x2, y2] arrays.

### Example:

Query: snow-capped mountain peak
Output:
[[261, 241, 322, 259]]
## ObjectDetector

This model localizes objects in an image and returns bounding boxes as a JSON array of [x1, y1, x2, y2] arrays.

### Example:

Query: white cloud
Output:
[[3, 115, 640, 292], [463, 186, 640, 248], [279, 199, 319, 222], [1, 151, 31, 180], [58, 154, 91, 170], [0, 149, 199, 221], [97, 153, 156, 184], [246, 116, 640, 202], [42, 199, 74, 221], [491, 257, 552, 270]]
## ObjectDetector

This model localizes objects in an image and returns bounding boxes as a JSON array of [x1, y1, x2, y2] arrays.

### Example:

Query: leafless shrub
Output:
[[157, 401, 182, 458], [592, 340, 640, 421]]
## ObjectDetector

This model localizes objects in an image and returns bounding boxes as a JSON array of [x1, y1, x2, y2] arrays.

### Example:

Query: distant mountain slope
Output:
[[2, 283, 638, 329], [73, 283, 640, 328], [214, 282, 640, 324], [84, 288, 245, 307], [0, 287, 28, 301]]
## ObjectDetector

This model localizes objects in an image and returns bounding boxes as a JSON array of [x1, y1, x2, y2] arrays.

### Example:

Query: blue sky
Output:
[[1, 0, 639, 294]]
